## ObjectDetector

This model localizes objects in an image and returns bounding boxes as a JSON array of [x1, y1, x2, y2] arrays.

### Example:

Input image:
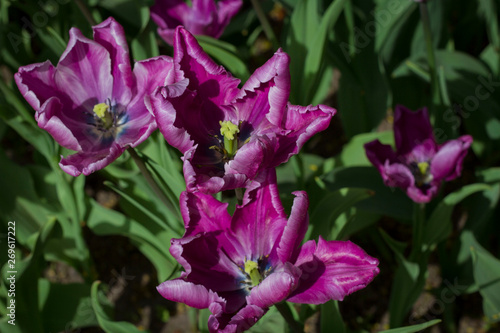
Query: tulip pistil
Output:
[[220, 120, 240, 157], [417, 162, 429, 175], [92, 101, 115, 129], [244, 260, 262, 287], [410, 161, 433, 187]]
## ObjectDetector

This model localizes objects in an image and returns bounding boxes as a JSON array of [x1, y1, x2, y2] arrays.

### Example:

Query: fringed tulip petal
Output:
[[158, 172, 378, 331], [16, 17, 174, 176], [151, 0, 242, 46], [157, 279, 226, 309], [151, 27, 335, 193], [288, 238, 380, 304]]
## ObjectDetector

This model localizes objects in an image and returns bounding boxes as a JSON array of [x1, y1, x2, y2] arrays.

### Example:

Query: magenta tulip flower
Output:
[[150, 27, 336, 193], [151, 0, 242, 45], [364, 105, 472, 203], [15, 17, 175, 176], [157, 170, 379, 332]]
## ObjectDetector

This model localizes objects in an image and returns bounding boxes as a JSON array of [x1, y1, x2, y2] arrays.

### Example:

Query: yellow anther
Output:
[[244, 260, 258, 275], [219, 120, 239, 140], [417, 162, 429, 175], [93, 103, 109, 119], [244, 260, 262, 286]]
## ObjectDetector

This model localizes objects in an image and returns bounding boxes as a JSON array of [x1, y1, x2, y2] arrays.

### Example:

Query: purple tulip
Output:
[[150, 27, 336, 193], [364, 105, 472, 203], [15, 17, 175, 176], [151, 0, 242, 45], [157, 170, 379, 332]]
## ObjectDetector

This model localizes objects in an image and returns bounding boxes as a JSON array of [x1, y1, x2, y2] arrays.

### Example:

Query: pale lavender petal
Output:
[[55, 27, 112, 109], [246, 263, 301, 308], [430, 135, 472, 181], [277, 191, 309, 263], [393, 105, 436, 156], [288, 238, 379, 304], [59, 143, 124, 176], [92, 17, 134, 105], [157, 279, 226, 309]]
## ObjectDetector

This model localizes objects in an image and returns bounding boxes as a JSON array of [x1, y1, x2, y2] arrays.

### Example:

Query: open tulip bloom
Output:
[[150, 27, 336, 193], [151, 0, 243, 45], [157, 170, 379, 332], [364, 105, 472, 203], [15, 17, 175, 176]]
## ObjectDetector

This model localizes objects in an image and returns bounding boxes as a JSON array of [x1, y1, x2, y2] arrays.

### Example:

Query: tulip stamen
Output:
[[220, 120, 240, 158], [410, 161, 433, 187]]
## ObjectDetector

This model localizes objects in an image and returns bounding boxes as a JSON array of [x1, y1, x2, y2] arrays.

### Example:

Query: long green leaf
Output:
[[380, 319, 441, 332], [471, 241, 500, 323], [197, 35, 249, 81], [302, 0, 347, 103], [423, 183, 491, 250], [90, 281, 150, 333], [0, 219, 57, 332], [308, 187, 373, 241]]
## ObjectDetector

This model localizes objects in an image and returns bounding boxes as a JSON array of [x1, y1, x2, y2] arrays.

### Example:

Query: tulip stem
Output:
[[250, 0, 279, 51], [410, 203, 426, 262], [275, 302, 303, 333], [127, 147, 176, 214]]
